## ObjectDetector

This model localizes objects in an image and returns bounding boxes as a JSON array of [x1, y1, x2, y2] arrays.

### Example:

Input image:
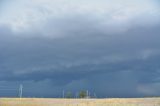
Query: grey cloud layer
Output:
[[0, 0, 160, 97]]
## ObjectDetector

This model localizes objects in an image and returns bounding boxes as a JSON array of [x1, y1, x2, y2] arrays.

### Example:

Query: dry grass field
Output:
[[0, 98, 160, 106]]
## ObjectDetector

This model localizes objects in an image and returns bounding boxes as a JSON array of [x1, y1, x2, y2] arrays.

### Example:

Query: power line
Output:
[[0, 85, 23, 97], [0, 89, 17, 90]]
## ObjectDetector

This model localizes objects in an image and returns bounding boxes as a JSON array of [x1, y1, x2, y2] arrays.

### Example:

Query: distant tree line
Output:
[[64, 90, 92, 98]]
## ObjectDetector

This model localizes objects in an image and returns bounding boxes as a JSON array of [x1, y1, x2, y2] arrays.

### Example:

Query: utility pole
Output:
[[63, 90, 65, 98], [87, 90, 89, 98], [19, 84, 23, 98], [94, 93, 97, 98], [75, 92, 78, 98]]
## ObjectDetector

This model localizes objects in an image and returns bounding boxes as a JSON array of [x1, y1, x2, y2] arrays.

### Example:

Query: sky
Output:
[[0, 0, 160, 98]]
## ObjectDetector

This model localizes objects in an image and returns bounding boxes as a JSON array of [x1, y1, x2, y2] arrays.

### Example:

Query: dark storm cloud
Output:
[[0, 25, 160, 97], [0, 0, 160, 97]]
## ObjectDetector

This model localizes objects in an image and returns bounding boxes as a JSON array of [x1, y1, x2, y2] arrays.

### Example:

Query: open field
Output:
[[0, 98, 160, 106]]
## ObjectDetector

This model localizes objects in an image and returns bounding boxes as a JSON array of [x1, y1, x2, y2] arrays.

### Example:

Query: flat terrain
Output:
[[0, 98, 160, 106]]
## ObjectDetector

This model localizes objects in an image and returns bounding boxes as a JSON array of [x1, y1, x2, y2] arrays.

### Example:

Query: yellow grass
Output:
[[0, 98, 160, 106]]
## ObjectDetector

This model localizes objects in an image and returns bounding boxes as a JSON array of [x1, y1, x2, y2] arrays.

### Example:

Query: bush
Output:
[[79, 90, 87, 98], [65, 91, 73, 98]]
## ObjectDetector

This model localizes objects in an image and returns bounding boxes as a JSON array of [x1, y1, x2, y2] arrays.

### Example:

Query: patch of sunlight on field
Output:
[[0, 98, 160, 106]]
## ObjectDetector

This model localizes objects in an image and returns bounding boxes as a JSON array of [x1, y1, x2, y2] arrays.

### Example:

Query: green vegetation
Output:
[[79, 90, 87, 98], [65, 91, 73, 98]]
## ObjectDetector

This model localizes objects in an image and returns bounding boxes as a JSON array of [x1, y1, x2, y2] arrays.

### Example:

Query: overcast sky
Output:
[[0, 0, 160, 98]]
